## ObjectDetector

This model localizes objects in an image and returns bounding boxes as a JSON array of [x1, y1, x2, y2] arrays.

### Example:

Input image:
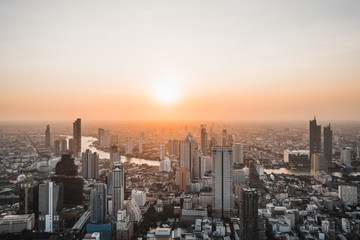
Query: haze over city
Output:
[[1, 1, 360, 122], [1, 1, 360, 240]]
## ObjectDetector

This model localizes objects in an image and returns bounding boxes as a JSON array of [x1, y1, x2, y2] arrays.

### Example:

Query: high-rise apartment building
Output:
[[90, 183, 107, 224], [341, 147, 352, 166], [239, 188, 258, 240], [82, 149, 99, 179], [112, 165, 125, 217], [125, 137, 132, 155], [324, 124, 333, 163], [310, 117, 321, 160], [45, 125, 51, 148], [179, 134, 198, 179], [212, 146, 233, 218], [73, 118, 81, 157], [232, 143, 244, 165], [201, 124, 208, 155]]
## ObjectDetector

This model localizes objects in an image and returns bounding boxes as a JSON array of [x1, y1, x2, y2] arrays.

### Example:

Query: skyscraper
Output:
[[54, 140, 60, 156], [51, 154, 83, 206], [61, 139, 67, 153], [73, 118, 81, 157], [309, 116, 321, 160], [168, 139, 179, 156], [311, 153, 328, 176], [201, 124, 208, 155], [239, 188, 258, 240], [82, 149, 99, 180], [222, 129, 228, 145], [110, 145, 120, 169], [179, 134, 198, 179], [45, 125, 51, 148], [38, 181, 63, 233], [112, 165, 125, 217], [212, 146, 233, 218], [160, 144, 165, 160], [19, 183, 39, 215], [324, 124, 333, 163], [125, 137, 132, 155], [90, 183, 107, 224], [232, 143, 244, 165], [193, 149, 203, 179]]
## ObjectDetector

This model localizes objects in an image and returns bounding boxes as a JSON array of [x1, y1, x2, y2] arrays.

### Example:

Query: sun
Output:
[[152, 75, 181, 104]]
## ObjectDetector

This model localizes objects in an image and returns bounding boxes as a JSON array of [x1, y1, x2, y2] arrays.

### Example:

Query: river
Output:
[[265, 168, 360, 178], [64, 136, 160, 166]]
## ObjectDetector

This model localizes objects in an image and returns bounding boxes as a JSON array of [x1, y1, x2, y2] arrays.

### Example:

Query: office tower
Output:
[[160, 144, 165, 160], [51, 154, 84, 206], [309, 116, 321, 160], [19, 183, 39, 215], [61, 139, 67, 153], [324, 124, 333, 163], [168, 139, 179, 156], [159, 158, 172, 172], [112, 165, 125, 217], [232, 143, 244, 165], [201, 124, 208, 155], [193, 149, 202, 179], [82, 149, 99, 180], [90, 183, 107, 224], [179, 134, 198, 179], [54, 140, 60, 156], [341, 147, 352, 166], [125, 137, 132, 155], [73, 118, 81, 157], [311, 153, 328, 176], [239, 188, 258, 240], [68, 138, 73, 152], [138, 137, 143, 154], [212, 146, 233, 218], [110, 145, 120, 169], [338, 185, 357, 205], [45, 125, 51, 148], [38, 181, 63, 233]]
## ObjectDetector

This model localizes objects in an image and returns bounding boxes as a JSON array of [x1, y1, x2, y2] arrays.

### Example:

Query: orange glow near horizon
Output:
[[0, 1, 360, 122]]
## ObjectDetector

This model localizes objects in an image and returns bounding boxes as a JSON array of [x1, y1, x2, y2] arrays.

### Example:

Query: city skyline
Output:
[[1, 1, 360, 122]]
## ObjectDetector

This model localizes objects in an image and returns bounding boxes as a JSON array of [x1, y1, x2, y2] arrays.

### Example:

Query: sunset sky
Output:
[[1, 1, 360, 122]]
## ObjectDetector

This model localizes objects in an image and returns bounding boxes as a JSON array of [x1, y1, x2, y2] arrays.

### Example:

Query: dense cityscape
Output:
[[0, 118, 359, 239], [2, 1, 360, 240]]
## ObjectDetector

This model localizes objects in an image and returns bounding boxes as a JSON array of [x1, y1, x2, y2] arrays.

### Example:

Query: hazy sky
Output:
[[1, 1, 360, 121]]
